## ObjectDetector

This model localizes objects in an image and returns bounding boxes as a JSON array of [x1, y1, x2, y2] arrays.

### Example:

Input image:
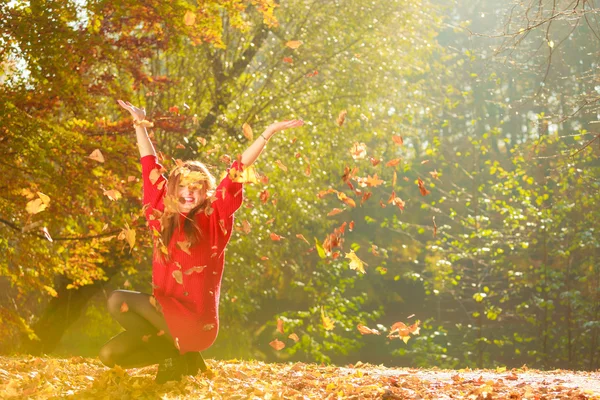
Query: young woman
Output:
[[99, 100, 303, 383]]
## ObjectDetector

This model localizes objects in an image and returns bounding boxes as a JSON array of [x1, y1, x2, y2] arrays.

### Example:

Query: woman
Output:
[[98, 100, 303, 383]]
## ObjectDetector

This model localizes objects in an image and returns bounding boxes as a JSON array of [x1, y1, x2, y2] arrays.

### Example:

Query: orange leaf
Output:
[[88, 149, 105, 163], [350, 142, 367, 160], [385, 158, 401, 167], [283, 57, 293, 63], [241, 220, 252, 234], [275, 160, 288, 172], [430, 169, 440, 179], [260, 190, 270, 204], [288, 333, 300, 342], [337, 110, 347, 127], [183, 10, 196, 25], [270, 232, 284, 241], [172, 270, 183, 285], [176, 143, 186, 149], [285, 40, 302, 49], [277, 319, 284, 334], [103, 189, 122, 201], [370, 157, 380, 166], [296, 234, 310, 245], [120, 302, 129, 313], [417, 178, 430, 196], [270, 339, 286, 351], [327, 208, 345, 216], [349, 221, 354, 231], [392, 135, 404, 145], [169, 105, 180, 114], [242, 123, 253, 141], [366, 174, 384, 187], [337, 192, 356, 208], [357, 324, 381, 335]]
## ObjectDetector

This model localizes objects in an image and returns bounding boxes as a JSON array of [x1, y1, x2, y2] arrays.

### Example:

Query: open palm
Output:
[[117, 100, 146, 121]]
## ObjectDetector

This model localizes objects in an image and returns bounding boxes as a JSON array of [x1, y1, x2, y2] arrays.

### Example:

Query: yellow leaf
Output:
[[321, 306, 335, 331], [43, 285, 58, 297], [103, 189, 122, 201], [184, 11, 196, 26], [172, 270, 183, 285], [37, 192, 50, 205], [345, 250, 367, 274], [88, 149, 105, 163], [185, 265, 207, 275], [288, 333, 299, 342], [25, 198, 46, 214], [285, 40, 302, 49], [242, 122, 253, 141]]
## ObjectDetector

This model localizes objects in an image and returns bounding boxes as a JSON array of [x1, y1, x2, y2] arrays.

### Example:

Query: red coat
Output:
[[140, 155, 243, 353]]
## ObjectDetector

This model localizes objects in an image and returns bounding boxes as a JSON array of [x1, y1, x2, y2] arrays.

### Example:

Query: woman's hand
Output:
[[117, 99, 146, 122], [264, 119, 304, 139]]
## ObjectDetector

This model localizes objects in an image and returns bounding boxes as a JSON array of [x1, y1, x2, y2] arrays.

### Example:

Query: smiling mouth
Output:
[[180, 197, 196, 204]]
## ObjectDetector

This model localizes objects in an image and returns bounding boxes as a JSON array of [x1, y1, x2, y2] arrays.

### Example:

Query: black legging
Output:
[[99, 290, 181, 368]]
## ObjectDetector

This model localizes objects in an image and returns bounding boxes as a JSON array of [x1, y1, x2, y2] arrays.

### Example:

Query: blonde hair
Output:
[[157, 160, 216, 261]]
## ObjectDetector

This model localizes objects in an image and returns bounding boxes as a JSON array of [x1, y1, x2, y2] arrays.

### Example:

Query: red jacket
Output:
[[141, 155, 243, 353]]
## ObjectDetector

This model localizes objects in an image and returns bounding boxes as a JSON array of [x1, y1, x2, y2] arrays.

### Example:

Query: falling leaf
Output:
[[242, 123, 253, 141], [417, 178, 430, 196], [283, 57, 293, 63], [184, 10, 196, 25], [327, 208, 345, 216], [169, 105, 180, 114], [337, 192, 356, 208], [357, 324, 381, 335], [285, 40, 302, 49], [385, 158, 402, 167], [177, 240, 192, 255], [270, 232, 284, 241], [120, 302, 129, 313], [430, 169, 440, 179], [88, 149, 105, 163], [269, 339, 286, 351], [392, 135, 404, 145], [433, 216, 437, 238], [296, 234, 310, 245], [349, 221, 354, 231], [306, 70, 318, 77], [172, 270, 184, 285], [265, 217, 275, 225], [103, 189, 122, 201], [260, 256, 269, 260], [392, 171, 397, 187], [241, 220, 252, 234], [345, 250, 367, 274], [421, 160, 430, 165], [275, 160, 288, 172], [366, 174, 384, 187], [185, 266, 207, 275], [288, 333, 300, 342], [337, 110, 347, 126], [26, 198, 47, 214], [370, 157, 380, 166], [141, 334, 151, 343], [277, 319, 284, 334], [127, 176, 136, 182], [123, 225, 136, 250], [321, 307, 335, 331], [203, 323, 216, 331], [220, 154, 232, 164], [350, 142, 367, 160]]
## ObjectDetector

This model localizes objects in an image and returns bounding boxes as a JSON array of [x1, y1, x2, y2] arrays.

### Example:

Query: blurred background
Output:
[[1, 0, 599, 370]]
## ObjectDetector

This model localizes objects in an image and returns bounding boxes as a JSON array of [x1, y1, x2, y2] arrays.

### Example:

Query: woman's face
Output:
[[176, 181, 207, 213]]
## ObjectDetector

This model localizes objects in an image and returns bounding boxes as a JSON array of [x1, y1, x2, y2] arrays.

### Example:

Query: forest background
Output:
[[1, 0, 599, 372]]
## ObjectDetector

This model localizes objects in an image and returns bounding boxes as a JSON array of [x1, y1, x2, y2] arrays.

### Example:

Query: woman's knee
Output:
[[98, 344, 115, 368], [107, 290, 131, 316]]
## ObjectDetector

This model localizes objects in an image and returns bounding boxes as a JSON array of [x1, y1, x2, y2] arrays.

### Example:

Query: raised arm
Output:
[[117, 99, 156, 158], [240, 120, 304, 167]]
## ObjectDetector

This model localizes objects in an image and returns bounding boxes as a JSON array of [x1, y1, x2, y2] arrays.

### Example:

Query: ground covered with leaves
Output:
[[1, 356, 598, 399]]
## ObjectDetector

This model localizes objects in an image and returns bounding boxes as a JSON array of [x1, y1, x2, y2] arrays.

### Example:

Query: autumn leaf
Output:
[[417, 178, 430, 196], [337, 192, 356, 208], [242, 123, 253, 141], [283, 57, 293, 63], [172, 270, 184, 285], [241, 220, 251, 234], [149, 169, 161, 185], [337, 110, 347, 126], [288, 333, 299, 342], [103, 189, 122, 201], [185, 266, 207, 275], [184, 10, 196, 25], [349, 221, 354, 231], [433, 216, 437, 238], [228, 165, 258, 184], [361, 192, 372, 205], [327, 208, 345, 216], [269, 339, 285, 351], [370, 157, 381, 166], [357, 324, 381, 335], [277, 319, 284, 334], [285, 40, 302, 49], [270, 232, 284, 241], [275, 160, 288, 172], [118, 224, 136, 251], [350, 142, 367, 160], [120, 302, 129, 313], [296, 234, 310, 245], [385, 158, 402, 167], [366, 174, 384, 187], [88, 149, 105, 163], [392, 135, 404, 145], [430, 169, 440, 179], [177, 240, 192, 255], [26, 193, 49, 214], [421, 160, 430, 165], [169, 105, 180, 114], [321, 307, 335, 331], [345, 250, 367, 274]]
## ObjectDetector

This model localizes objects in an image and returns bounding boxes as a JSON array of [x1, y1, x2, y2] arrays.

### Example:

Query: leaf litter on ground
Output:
[[1, 356, 599, 399]]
